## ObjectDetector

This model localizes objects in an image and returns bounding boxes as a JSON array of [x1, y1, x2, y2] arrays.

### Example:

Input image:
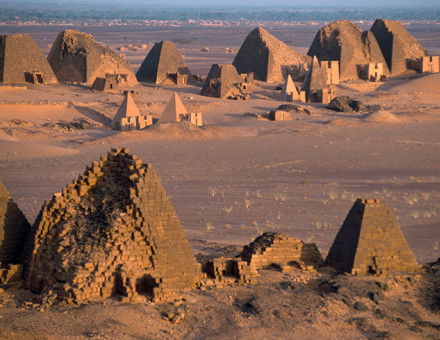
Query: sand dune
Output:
[[0, 140, 78, 160]]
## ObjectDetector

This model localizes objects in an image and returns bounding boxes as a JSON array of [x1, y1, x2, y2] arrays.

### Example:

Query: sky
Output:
[[9, 0, 440, 7]]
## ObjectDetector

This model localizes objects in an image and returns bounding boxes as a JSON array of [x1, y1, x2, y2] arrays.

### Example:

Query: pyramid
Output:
[[0, 181, 30, 266], [112, 91, 151, 130], [48, 30, 137, 85], [370, 19, 427, 76], [281, 74, 296, 98], [239, 232, 323, 270], [325, 199, 419, 275], [114, 91, 140, 120], [160, 93, 189, 123], [200, 63, 252, 99], [233, 27, 307, 82], [0, 34, 57, 84], [308, 20, 390, 81], [301, 56, 327, 93], [136, 41, 191, 84], [24, 148, 201, 303]]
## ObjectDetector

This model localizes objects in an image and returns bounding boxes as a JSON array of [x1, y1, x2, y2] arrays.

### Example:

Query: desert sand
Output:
[[0, 22, 439, 339]]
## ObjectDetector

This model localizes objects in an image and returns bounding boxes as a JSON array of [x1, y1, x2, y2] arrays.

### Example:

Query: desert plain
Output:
[[0, 21, 439, 339]]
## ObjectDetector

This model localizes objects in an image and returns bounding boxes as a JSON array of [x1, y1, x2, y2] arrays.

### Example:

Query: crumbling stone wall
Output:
[[25, 148, 201, 304], [325, 199, 420, 275]]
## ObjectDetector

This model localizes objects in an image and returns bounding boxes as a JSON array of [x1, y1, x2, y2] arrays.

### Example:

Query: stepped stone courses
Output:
[[233, 27, 306, 82], [0, 34, 57, 84], [136, 41, 190, 85], [0, 181, 30, 266], [371, 19, 427, 76], [325, 199, 420, 275], [200, 64, 253, 100], [48, 30, 137, 85], [308, 20, 390, 81], [25, 149, 201, 304]]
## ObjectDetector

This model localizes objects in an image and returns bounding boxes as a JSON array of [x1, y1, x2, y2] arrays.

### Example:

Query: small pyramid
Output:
[[114, 91, 140, 120], [308, 20, 390, 81], [325, 199, 419, 275], [233, 27, 306, 82], [0, 34, 57, 84], [301, 56, 327, 93], [0, 181, 30, 266], [25, 148, 201, 303], [370, 19, 427, 76], [136, 41, 191, 84], [281, 74, 296, 99], [48, 30, 137, 85], [160, 93, 188, 123]]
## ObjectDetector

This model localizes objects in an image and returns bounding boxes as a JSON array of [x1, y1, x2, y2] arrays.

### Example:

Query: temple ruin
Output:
[[48, 30, 137, 85], [112, 91, 152, 131], [325, 199, 420, 275], [200, 64, 253, 100], [233, 27, 306, 82], [160, 93, 202, 126], [0, 34, 57, 84], [25, 148, 201, 303], [136, 41, 191, 85]]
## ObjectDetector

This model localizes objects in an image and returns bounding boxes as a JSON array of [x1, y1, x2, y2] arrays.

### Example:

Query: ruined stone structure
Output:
[[200, 64, 253, 100], [48, 30, 137, 85], [419, 56, 439, 73], [358, 63, 386, 82], [281, 74, 305, 102], [0, 34, 57, 84], [308, 20, 390, 81], [136, 41, 191, 85], [113, 91, 152, 131], [205, 257, 258, 285], [269, 110, 293, 121], [92, 74, 121, 92], [320, 60, 340, 85], [160, 93, 202, 126], [0, 181, 30, 266], [239, 232, 323, 270], [25, 148, 201, 303], [233, 27, 306, 82], [370, 19, 427, 76], [325, 199, 420, 275], [301, 56, 333, 104]]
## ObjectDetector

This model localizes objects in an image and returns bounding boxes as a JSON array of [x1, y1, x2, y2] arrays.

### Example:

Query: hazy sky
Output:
[[10, 0, 440, 7]]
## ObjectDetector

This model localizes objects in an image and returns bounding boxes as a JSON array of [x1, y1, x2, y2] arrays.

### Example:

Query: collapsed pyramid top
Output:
[[136, 41, 191, 84], [114, 91, 141, 120], [233, 27, 307, 82], [0, 180, 30, 266], [160, 92, 189, 123], [48, 30, 137, 85], [0, 34, 57, 84], [308, 20, 389, 81], [370, 19, 427, 76], [301, 56, 327, 93], [325, 198, 419, 275], [25, 148, 200, 303]]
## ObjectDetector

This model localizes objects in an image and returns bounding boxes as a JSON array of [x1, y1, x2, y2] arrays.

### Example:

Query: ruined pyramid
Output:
[[233, 27, 307, 82], [370, 19, 427, 76], [48, 30, 137, 85], [25, 148, 201, 303], [160, 92, 189, 123], [0, 34, 57, 84], [0, 181, 30, 266], [200, 63, 252, 99], [325, 199, 419, 275], [136, 41, 191, 84], [301, 56, 328, 93], [308, 20, 390, 81]]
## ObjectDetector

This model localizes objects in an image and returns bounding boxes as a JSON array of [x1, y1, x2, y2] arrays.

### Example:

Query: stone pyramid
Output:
[[233, 27, 306, 82], [0, 181, 30, 266], [0, 34, 57, 84], [114, 91, 140, 120], [308, 20, 390, 81], [281, 74, 296, 98], [160, 93, 189, 123], [370, 19, 427, 76], [325, 199, 419, 275], [136, 41, 191, 84], [25, 148, 201, 303], [48, 30, 137, 85], [301, 56, 327, 93]]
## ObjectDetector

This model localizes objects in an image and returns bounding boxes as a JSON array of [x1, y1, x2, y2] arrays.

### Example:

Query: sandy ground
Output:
[[0, 23, 439, 339]]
